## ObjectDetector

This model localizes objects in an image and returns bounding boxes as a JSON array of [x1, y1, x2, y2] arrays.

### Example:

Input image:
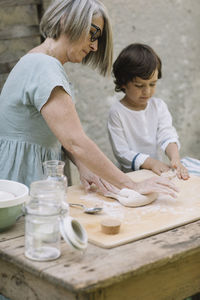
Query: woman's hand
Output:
[[78, 162, 120, 195], [78, 162, 179, 198], [170, 159, 189, 180], [141, 157, 170, 175], [134, 175, 179, 198], [77, 161, 178, 197]]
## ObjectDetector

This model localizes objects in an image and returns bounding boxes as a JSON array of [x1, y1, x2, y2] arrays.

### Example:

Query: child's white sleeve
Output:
[[157, 100, 180, 152], [108, 110, 149, 171]]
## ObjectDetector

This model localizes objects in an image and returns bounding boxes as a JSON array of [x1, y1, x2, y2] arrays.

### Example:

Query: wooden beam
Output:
[[0, 61, 17, 74], [0, 25, 40, 40], [0, 0, 42, 7]]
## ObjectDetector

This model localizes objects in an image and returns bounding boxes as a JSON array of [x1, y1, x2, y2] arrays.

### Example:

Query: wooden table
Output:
[[0, 217, 200, 300]]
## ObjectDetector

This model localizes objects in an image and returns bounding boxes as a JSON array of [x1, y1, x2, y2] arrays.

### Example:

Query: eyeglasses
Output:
[[90, 23, 101, 42]]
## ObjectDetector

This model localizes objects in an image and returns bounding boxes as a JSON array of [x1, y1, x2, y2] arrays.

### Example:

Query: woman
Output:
[[0, 0, 177, 197]]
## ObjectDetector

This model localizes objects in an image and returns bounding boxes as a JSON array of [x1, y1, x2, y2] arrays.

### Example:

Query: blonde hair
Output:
[[40, 0, 113, 76]]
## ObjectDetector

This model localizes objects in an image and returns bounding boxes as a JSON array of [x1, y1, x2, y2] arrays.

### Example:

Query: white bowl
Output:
[[0, 180, 29, 232]]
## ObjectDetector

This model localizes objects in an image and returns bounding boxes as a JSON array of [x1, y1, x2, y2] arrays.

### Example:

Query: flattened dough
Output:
[[106, 189, 157, 207]]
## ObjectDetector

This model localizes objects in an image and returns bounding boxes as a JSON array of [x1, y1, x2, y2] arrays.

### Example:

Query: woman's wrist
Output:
[[119, 176, 138, 191]]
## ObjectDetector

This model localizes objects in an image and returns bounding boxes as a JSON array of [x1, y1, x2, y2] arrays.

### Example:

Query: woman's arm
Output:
[[41, 87, 178, 196], [41, 87, 131, 188], [62, 148, 119, 194]]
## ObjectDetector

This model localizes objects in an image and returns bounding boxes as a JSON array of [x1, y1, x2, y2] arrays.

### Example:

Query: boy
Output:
[[108, 43, 189, 180]]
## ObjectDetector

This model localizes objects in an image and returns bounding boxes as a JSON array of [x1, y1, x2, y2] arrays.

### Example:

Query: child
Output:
[[108, 43, 189, 180]]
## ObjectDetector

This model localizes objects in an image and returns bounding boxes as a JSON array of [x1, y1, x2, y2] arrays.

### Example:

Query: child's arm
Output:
[[141, 157, 170, 175], [165, 143, 189, 180], [156, 99, 189, 179]]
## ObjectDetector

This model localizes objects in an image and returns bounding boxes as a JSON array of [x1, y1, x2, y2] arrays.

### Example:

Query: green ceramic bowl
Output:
[[0, 180, 29, 232]]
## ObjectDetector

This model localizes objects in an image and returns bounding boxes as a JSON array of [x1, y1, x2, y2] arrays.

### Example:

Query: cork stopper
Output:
[[101, 218, 121, 235]]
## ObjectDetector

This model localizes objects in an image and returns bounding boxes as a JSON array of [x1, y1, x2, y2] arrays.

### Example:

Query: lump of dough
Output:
[[116, 189, 157, 207]]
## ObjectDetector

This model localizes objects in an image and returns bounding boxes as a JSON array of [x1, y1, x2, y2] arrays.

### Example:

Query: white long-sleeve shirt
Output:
[[108, 97, 180, 172]]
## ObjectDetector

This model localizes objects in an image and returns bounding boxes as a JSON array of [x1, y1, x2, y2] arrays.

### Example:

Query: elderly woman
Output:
[[0, 0, 177, 197]]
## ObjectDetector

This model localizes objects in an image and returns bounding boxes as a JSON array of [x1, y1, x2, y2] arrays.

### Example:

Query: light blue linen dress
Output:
[[0, 53, 72, 187]]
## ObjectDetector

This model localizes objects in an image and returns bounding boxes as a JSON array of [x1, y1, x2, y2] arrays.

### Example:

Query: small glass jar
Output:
[[43, 160, 68, 191], [24, 180, 88, 261], [43, 160, 68, 210]]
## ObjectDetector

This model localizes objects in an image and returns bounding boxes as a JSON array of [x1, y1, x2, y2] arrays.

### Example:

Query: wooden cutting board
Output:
[[67, 170, 200, 249]]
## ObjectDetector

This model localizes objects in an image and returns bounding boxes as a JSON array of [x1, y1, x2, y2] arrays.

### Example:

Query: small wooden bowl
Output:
[[101, 218, 121, 235]]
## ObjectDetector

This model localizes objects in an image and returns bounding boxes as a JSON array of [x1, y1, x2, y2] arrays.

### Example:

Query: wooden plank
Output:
[[0, 25, 40, 40], [0, 219, 200, 299], [0, 222, 200, 299], [42, 221, 200, 292], [0, 236, 25, 255], [42, 0, 51, 11], [101, 251, 200, 300], [1, 253, 199, 300], [36, 2, 45, 23], [0, 5, 39, 29], [0, 0, 42, 7], [0, 36, 41, 62], [1, 221, 199, 292], [0, 259, 88, 300], [0, 35, 41, 90], [0, 218, 24, 243], [0, 61, 17, 73], [0, 236, 85, 273], [0, 73, 9, 91]]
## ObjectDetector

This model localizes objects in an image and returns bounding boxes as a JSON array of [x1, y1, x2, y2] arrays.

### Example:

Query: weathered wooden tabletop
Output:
[[0, 216, 200, 300]]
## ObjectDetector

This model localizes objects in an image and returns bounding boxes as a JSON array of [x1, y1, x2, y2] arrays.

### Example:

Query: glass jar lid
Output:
[[60, 216, 88, 251]]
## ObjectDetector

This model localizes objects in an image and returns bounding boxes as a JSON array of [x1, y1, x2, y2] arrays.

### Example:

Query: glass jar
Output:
[[43, 160, 68, 210], [25, 180, 64, 261], [24, 180, 88, 261], [43, 160, 68, 191]]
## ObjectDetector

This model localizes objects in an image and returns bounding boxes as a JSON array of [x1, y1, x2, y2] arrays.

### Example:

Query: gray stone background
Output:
[[66, 0, 200, 182]]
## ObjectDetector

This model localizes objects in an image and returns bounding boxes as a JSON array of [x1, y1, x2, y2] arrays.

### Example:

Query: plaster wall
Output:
[[65, 0, 200, 181]]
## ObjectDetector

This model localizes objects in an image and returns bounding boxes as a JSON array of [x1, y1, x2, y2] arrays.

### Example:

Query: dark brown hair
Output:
[[113, 43, 162, 92]]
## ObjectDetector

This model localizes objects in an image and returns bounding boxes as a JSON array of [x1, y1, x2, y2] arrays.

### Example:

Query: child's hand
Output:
[[141, 157, 170, 176], [170, 159, 189, 180]]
